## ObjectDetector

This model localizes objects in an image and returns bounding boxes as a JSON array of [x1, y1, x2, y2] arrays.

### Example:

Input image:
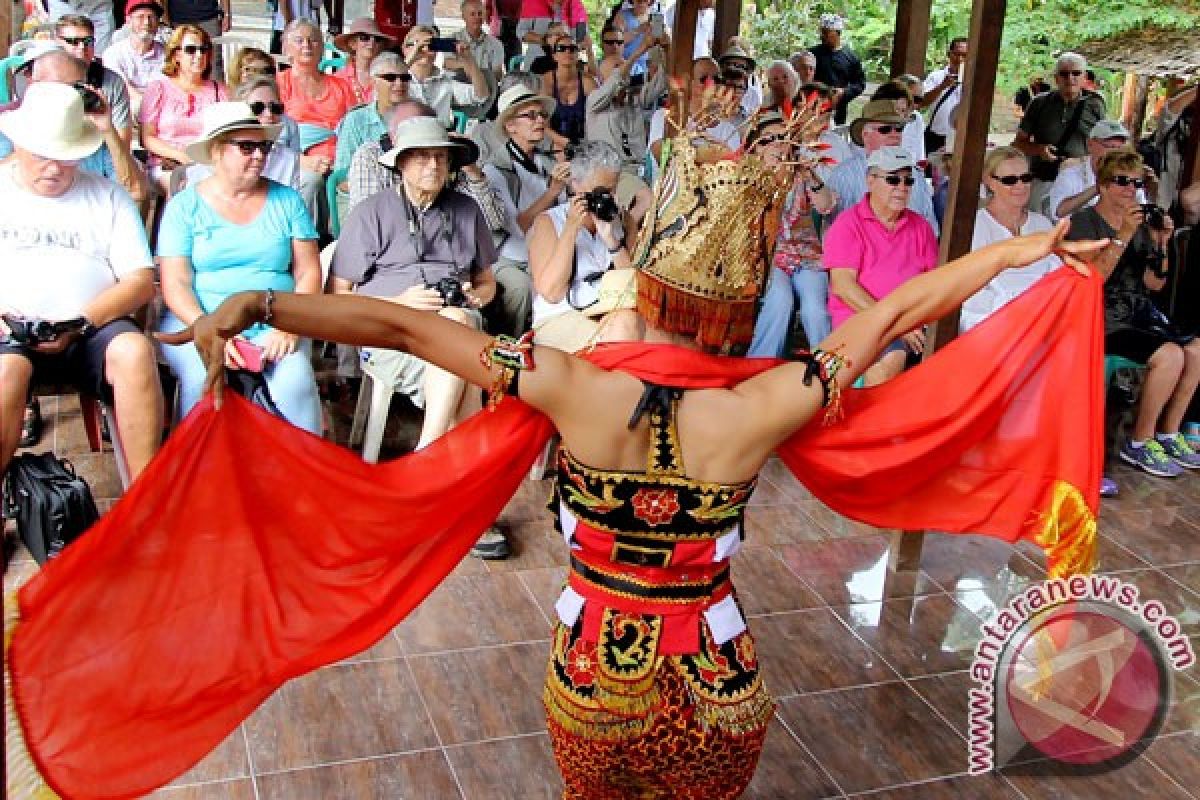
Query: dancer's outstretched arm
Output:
[[732, 219, 1108, 446]]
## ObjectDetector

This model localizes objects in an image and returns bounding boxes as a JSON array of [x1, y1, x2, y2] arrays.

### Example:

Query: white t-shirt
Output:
[[901, 110, 926, 162], [959, 208, 1061, 333], [0, 167, 152, 320], [647, 107, 741, 150], [532, 204, 614, 324], [923, 66, 962, 137]]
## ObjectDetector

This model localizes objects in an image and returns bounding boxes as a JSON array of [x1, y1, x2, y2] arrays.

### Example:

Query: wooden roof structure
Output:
[[1077, 27, 1200, 80]]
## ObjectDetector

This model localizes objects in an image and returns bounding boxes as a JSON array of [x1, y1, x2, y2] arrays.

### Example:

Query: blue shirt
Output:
[[157, 180, 317, 335]]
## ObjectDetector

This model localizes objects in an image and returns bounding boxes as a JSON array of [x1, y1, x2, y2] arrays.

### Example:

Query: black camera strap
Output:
[[396, 182, 454, 269]]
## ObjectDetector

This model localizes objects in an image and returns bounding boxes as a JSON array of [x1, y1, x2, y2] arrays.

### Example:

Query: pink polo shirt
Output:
[[822, 195, 939, 328]]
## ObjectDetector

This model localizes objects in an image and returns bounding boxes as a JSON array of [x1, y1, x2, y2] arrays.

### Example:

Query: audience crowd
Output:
[[3, 0, 1199, 560]]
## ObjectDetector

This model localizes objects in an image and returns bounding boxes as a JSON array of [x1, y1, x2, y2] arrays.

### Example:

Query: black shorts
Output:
[[1104, 327, 1176, 365], [0, 318, 142, 403]]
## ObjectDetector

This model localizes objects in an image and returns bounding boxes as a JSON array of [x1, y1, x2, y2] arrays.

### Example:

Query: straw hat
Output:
[[583, 268, 638, 318], [495, 86, 556, 128], [333, 18, 396, 55], [184, 102, 282, 165], [0, 82, 102, 161], [849, 98, 907, 147], [717, 43, 756, 73], [379, 116, 478, 170]]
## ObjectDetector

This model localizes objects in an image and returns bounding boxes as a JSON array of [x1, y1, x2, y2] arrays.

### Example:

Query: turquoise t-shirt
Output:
[[157, 180, 317, 335]]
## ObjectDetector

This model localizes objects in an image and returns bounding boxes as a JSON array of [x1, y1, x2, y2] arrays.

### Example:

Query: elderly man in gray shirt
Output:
[[331, 116, 508, 559]]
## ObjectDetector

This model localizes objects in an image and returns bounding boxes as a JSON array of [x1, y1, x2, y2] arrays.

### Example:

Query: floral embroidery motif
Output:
[[630, 488, 681, 527], [734, 633, 758, 672], [564, 639, 597, 688], [692, 649, 736, 687]]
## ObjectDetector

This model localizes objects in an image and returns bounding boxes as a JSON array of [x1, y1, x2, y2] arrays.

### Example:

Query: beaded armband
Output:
[[798, 348, 848, 425], [479, 331, 536, 410]]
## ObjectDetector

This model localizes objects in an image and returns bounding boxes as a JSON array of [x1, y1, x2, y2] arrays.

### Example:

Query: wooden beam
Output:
[[712, 0, 742, 58], [1181, 95, 1200, 189], [928, 0, 1008, 351], [891, 0, 932, 78]]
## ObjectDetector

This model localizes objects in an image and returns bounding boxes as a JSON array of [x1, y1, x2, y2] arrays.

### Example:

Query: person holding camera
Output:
[[402, 25, 491, 131], [1048, 119, 1153, 221], [0, 83, 163, 482], [919, 37, 967, 155], [331, 116, 509, 558], [527, 141, 642, 351], [1066, 149, 1200, 477]]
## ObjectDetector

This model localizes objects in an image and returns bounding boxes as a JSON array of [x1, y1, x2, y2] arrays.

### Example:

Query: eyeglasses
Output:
[[1109, 175, 1145, 188], [514, 109, 550, 121], [992, 172, 1034, 185], [880, 173, 916, 187], [227, 139, 274, 156], [868, 123, 905, 134], [1057, 69, 1083, 78], [554, 44, 579, 53], [603, 38, 623, 45], [181, 44, 212, 55], [248, 101, 285, 115], [376, 72, 413, 83], [60, 35, 95, 47]]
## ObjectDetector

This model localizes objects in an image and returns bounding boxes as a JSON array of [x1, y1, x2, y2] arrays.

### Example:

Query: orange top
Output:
[[276, 69, 357, 159]]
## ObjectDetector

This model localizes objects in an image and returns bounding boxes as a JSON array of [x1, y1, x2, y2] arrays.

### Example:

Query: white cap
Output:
[[1088, 119, 1130, 141], [819, 13, 846, 30], [866, 145, 916, 172]]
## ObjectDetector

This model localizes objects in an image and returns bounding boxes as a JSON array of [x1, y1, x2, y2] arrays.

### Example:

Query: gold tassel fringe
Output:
[[1032, 480, 1098, 579], [5, 592, 62, 799], [636, 272, 757, 351]]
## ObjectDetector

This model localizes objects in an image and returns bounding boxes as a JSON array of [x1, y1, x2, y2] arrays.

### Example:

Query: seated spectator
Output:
[[0, 84, 162, 480], [346, 99, 505, 227], [763, 60, 799, 110], [1048, 119, 1149, 221], [519, 0, 584, 66], [402, 25, 490, 130], [1066, 149, 1199, 476], [542, 31, 597, 149], [331, 116, 509, 559], [825, 98, 939, 234], [613, 0, 653, 76], [468, 69, 540, 165], [595, 23, 625, 83], [447, 0, 506, 119], [269, 0, 321, 56], [101, 0, 167, 116], [791, 50, 817, 84], [527, 141, 641, 351], [55, 14, 134, 144], [718, 42, 761, 116], [484, 86, 568, 335], [333, 18, 396, 106], [872, 78, 925, 163], [140, 24, 229, 195], [227, 46, 276, 94], [47, 0, 116, 53], [748, 160, 835, 357], [524, 20, 571, 76], [158, 102, 322, 433], [335, 52, 411, 174], [648, 57, 741, 154], [959, 146, 1061, 332], [824, 146, 938, 386], [276, 19, 357, 225]]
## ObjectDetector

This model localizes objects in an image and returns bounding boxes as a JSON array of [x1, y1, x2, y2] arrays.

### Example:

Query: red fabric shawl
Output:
[[7, 268, 1103, 799]]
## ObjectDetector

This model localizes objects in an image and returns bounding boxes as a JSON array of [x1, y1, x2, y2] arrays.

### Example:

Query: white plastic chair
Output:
[[347, 358, 395, 464]]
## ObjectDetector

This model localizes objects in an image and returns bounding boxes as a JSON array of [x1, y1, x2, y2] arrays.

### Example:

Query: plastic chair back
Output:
[[326, 166, 349, 238], [0, 54, 27, 104]]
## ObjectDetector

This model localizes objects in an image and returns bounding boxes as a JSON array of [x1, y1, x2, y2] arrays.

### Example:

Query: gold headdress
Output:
[[633, 92, 832, 351]]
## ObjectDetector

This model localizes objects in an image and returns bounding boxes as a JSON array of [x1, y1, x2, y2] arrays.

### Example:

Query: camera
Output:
[[427, 277, 469, 308], [2, 314, 89, 345], [72, 81, 104, 114], [1140, 204, 1167, 231], [584, 188, 620, 222]]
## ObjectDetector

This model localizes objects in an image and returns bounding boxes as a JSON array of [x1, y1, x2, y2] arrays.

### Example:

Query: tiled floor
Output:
[[4, 394, 1199, 799]]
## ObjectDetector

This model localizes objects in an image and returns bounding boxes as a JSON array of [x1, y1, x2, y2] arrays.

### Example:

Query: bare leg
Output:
[[1160, 340, 1200, 435], [0, 354, 34, 475], [105, 332, 164, 478], [862, 349, 906, 388], [1132, 343, 1184, 441]]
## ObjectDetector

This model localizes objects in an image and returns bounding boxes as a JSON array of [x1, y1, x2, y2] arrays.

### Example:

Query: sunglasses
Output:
[[181, 44, 212, 55], [60, 35, 96, 47], [228, 139, 274, 156], [869, 123, 905, 134], [248, 100, 285, 115], [554, 44, 579, 53], [248, 63, 277, 75], [992, 172, 1034, 185], [376, 72, 413, 83], [515, 109, 550, 121], [880, 173, 916, 187], [356, 33, 386, 43], [1109, 175, 1145, 188], [603, 38, 623, 45], [1057, 69, 1083, 77]]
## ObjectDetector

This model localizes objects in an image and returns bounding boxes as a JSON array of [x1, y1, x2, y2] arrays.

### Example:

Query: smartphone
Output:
[[232, 338, 266, 372], [649, 12, 664, 38], [428, 37, 458, 54]]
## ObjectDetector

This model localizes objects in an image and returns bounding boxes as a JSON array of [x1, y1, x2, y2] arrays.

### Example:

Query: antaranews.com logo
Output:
[[968, 574, 1195, 774]]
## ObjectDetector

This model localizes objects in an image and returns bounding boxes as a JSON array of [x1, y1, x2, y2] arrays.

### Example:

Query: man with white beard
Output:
[[102, 0, 167, 115]]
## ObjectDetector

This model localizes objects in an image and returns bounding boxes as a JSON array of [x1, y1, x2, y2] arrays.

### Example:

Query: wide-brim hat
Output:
[[333, 18, 396, 54], [379, 116, 478, 170], [13, 40, 64, 71], [184, 101, 282, 165], [0, 82, 102, 161], [496, 86, 556, 128], [583, 268, 638, 318], [849, 98, 907, 147]]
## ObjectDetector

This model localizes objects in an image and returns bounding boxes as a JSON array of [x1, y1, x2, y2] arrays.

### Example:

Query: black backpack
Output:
[[3, 452, 100, 565]]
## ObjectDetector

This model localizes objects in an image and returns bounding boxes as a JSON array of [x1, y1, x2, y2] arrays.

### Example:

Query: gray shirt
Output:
[[93, 60, 132, 132], [332, 186, 497, 298], [585, 67, 667, 175]]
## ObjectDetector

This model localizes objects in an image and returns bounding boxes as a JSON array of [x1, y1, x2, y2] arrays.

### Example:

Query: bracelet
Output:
[[262, 288, 275, 323]]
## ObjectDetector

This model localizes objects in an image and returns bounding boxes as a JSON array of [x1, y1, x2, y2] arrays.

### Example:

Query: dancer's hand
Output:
[[156, 291, 266, 407], [997, 218, 1107, 277]]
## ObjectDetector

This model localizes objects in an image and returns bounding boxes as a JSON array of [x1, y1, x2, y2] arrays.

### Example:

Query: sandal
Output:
[[20, 399, 42, 448]]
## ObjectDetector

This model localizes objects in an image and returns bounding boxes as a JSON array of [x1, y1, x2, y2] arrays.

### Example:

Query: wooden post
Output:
[[890, 0, 932, 78], [669, 0, 700, 84], [712, 0, 742, 58], [1128, 75, 1152, 138], [1182, 94, 1200, 189]]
